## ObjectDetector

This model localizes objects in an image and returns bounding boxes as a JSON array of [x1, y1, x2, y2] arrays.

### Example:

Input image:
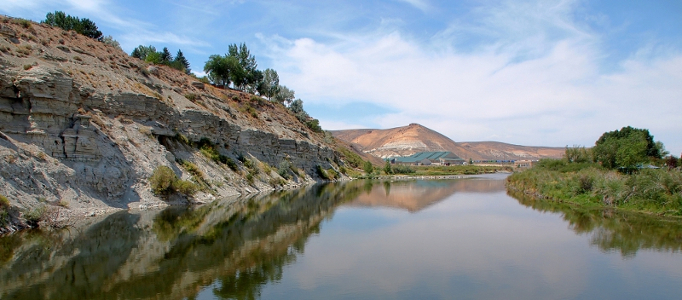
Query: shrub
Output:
[[392, 165, 416, 174], [316, 165, 330, 180], [278, 161, 292, 180], [327, 168, 339, 180], [0, 195, 9, 209], [185, 93, 198, 101], [24, 205, 47, 227], [150, 166, 176, 195], [173, 179, 198, 196], [150, 166, 198, 197], [363, 161, 374, 174]]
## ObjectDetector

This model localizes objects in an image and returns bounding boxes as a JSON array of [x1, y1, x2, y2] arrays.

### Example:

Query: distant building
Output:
[[392, 151, 465, 166], [515, 160, 534, 168]]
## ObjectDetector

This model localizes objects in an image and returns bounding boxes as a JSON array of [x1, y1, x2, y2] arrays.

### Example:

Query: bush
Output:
[[392, 165, 416, 174], [150, 166, 176, 195], [173, 179, 198, 196], [0, 195, 9, 209], [150, 165, 198, 197], [24, 205, 47, 227], [363, 161, 374, 174], [278, 161, 292, 179], [185, 93, 198, 101], [338, 147, 364, 169]]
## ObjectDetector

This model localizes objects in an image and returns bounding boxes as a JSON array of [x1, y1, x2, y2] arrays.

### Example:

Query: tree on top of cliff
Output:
[[42, 11, 103, 41]]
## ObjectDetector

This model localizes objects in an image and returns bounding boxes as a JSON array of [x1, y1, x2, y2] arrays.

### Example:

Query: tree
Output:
[[363, 161, 374, 174], [160, 47, 173, 64], [274, 85, 295, 105], [204, 55, 243, 87], [383, 161, 393, 175], [593, 126, 663, 169], [131, 45, 157, 60], [174, 49, 191, 74], [260, 69, 279, 100], [43, 11, 102, 40]]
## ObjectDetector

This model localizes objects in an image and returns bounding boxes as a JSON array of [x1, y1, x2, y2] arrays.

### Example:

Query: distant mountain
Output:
[[331, 123, 564, 161]]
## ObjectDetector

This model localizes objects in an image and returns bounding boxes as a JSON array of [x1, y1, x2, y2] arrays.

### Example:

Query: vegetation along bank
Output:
[[506, 126, 682, 217]]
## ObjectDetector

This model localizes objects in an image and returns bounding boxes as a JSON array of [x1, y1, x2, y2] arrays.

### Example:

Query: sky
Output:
[[2, 0, 681, 154]]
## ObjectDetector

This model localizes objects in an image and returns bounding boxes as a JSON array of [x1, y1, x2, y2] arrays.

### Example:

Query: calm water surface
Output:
[[2, 173, 682, 299]]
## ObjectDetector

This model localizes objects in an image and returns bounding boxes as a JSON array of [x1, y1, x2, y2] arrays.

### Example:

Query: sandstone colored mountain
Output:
[[0, 17, 346, 232], [332, 123, 564, 161]]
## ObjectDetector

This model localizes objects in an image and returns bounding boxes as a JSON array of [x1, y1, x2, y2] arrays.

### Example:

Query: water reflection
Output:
[[349, 177, 505, 212], [0, 176, 681, 300], [0, 183, 363, 300], [511, 191, 682, 257]]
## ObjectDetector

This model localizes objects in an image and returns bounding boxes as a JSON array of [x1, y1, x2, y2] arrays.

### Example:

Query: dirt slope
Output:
[[332, 123, 564, 160]]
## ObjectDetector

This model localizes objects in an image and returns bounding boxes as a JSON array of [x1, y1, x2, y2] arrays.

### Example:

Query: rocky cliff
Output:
[[0, 16, 345, 232]]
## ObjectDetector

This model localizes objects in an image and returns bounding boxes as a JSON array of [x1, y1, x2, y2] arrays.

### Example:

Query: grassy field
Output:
[[390, 164, 512, 176], [506, 160, 682, 217]]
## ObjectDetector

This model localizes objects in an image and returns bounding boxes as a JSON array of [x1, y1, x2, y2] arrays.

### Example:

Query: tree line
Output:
[[131, 45, 191, 74], [564, 126, 676, 171], [201, 43, 321, 132], [39, 11, 322, 133]]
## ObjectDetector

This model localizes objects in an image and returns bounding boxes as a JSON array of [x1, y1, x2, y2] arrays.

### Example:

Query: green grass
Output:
[[404, 165, 512, 176], [507, 163, 682, 217]]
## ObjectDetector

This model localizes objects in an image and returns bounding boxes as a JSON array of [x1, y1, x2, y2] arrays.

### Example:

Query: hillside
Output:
[[0, 16, 347, 232], [332, 123, 564, 161]]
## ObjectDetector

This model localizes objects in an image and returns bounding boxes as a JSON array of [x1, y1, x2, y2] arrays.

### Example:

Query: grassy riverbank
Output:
[[506, 160, 682, 217], [377, 164, 512, 178]]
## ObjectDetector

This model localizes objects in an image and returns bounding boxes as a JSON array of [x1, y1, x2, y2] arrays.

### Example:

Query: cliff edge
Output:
[[0, 17, 345, 232]]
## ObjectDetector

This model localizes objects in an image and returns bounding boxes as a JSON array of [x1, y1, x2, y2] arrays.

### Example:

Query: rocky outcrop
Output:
[[0, 16, 345, 232]]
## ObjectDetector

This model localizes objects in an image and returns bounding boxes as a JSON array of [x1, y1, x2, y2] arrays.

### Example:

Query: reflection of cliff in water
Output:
[[511, 191, 682, 258], [348, 177, 506, 212], [0, 182, 363, 300]]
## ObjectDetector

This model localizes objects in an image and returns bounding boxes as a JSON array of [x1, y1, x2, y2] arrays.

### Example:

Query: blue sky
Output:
[[2, 0, 681, 154]]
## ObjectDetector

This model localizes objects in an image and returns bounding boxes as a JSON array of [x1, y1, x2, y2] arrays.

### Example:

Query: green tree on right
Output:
[[592, 126, 664, 169]]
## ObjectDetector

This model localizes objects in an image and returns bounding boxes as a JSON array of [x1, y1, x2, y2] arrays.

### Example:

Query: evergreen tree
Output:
[[260, 69, 279, 100], [175, 49, 191, 74], [42, 11, 102, 40], [161, 47, 173, 64]]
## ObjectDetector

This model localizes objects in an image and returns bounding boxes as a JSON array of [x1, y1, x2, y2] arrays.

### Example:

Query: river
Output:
[[1, 173, 682, 299]]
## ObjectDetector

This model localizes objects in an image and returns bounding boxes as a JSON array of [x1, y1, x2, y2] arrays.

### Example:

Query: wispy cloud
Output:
[[260, 0, 682, 152]]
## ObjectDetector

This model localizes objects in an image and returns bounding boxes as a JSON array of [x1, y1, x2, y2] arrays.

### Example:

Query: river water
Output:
[[2, 173, 682, 299]]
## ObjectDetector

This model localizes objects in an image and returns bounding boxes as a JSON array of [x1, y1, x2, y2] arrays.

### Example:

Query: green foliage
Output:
[[338, 147, 364, 169], [316, 165, 331, 180], [101, 35, 121, 49], [13, 18, 32, 29], [274, 85, 295, 105], [42, 11, 102, 40], [363, 161, 374, 174], [131, 45, 191, 73], [0, 195, 8, 209], [508, 165, 682, 216], [173, 132, 190, 145], [24, 205, 47, 227], [150, 166, 199, 197], [150, 166, 177, 195], [564, 145, 592, 163], [185, 93, 198, 101], [392, 165, 416, 174], [260, 68, 280, 100], [204, 54, 244, 87], [305, 118, 322, 133], [593, 126, 663, 169], [383, 161, 393, 175], [536, 158, 599, 173], [278, 161, 292, 180], [0, 195, 9, 227]]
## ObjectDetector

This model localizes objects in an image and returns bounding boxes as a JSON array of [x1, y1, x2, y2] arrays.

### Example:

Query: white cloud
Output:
[[260, 0, 682, 153]]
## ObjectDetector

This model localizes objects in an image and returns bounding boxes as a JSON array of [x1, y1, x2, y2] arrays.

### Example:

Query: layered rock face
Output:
[[0, 17, 342, 228]]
